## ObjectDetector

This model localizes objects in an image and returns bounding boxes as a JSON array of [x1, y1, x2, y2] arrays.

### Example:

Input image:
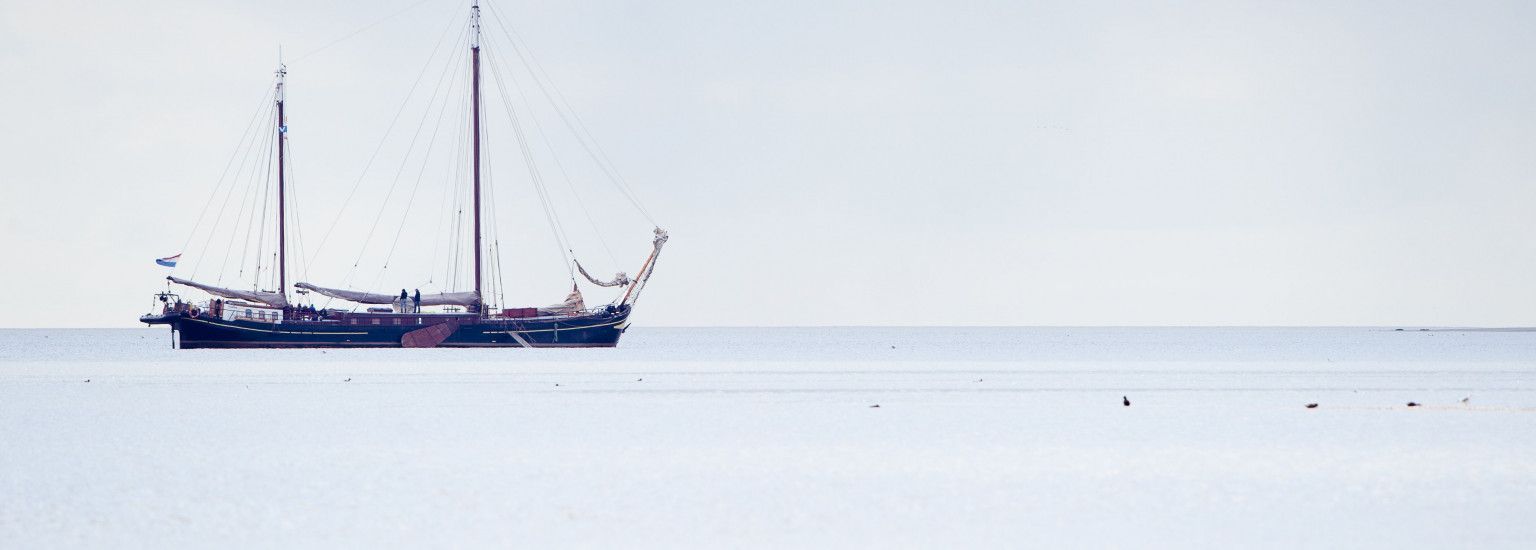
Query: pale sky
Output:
[[2, 0, 1534, 328]]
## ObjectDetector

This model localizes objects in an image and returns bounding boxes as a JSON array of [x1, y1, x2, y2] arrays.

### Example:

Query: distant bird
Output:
[[555, 383, 561, 387], [1306, 403, 1318, 409], [84, 379, 90, 383], [890, 345, 895, 349], [1461, 396, 1471, 404], [976, 378, 984, 382], [869, 404, 881, 408], [343, 378, 351, 382], [636, 378, 643, 382], [1123, 396, 1130, 407], [1407, 402, 1421, 407]]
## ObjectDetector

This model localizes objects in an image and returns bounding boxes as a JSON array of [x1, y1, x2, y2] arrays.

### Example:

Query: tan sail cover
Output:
[[538, 285, 586, 316], [294, 282, 479, 307], [167, 276, 288, 307]]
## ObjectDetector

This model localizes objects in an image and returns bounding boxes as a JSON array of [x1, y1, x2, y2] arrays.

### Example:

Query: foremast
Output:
[[275, 59, 289, 305], [160, 60, 293, 309]]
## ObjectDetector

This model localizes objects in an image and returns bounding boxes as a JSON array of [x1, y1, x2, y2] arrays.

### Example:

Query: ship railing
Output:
[[488, 304, 625, 320]]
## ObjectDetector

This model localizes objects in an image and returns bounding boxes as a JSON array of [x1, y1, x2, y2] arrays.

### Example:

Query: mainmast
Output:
[[275, 59, 288, 303], [470, 1, 484, 314]]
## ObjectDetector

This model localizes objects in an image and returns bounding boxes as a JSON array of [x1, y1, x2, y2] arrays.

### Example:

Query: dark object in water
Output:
[[1394, 328, 1404, 331], [344, 378, 351, 382], [1305, 403, 1318, 409], [1461, 397, 1470, 404], [1122, 396, 1130, 407], [869, 404, 881, 408], [84, 379, 90, 383], [1407, 402, 1421, 407]]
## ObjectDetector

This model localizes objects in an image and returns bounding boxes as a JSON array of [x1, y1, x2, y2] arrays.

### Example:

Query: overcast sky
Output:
[[2, 0, 1534, 328]]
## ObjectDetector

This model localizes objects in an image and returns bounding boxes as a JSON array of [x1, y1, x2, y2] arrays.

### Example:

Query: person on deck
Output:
[[412, 289, 421, 313]]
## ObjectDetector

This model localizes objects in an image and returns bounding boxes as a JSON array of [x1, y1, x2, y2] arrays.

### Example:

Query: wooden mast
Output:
[[275, 58, 288, 304], [471, 1, 484, 314]]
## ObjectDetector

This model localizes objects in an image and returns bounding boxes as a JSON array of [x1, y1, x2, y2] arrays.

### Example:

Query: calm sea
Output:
[[5, 325, 1536, 364], [2, 327, 1534, 548]]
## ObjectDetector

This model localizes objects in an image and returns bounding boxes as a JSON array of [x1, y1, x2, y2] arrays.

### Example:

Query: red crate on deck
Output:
[[502, 308, 539, 318]]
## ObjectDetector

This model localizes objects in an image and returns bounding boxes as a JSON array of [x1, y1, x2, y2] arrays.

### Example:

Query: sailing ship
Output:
[[141, 2, 666, 348]]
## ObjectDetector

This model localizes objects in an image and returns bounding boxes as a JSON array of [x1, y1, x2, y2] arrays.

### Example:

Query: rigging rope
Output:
[[444, 97, 471, 292], [446, 148, 467, 293], [334, 24, 470, 294], [190, 91, 275, 280], [285, 137, 312, 297], [290, 0, 442, 63], [482, 125, 507, 309], [306, 10, 465, 266], [481, 27, 620, 269], [427, 80, 471, 287], [275, 3, 662, 311], [366, 50, 469, 295], [182, 87, 274, 278], [252, 119, 275, 289], [482, 43, 577, 280], [484, 2, 658, 225], [219, 112, 277, 285]]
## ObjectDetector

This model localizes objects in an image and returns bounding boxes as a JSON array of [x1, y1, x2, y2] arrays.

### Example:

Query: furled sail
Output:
[[574, 260, 630, 288], [167, 276, 288, 307], [621, 228, 669, 306], [538, 285, 586, 315], [294, 282, 479, 307]]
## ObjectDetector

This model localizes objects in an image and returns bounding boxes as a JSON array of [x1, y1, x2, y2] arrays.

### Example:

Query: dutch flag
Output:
[[155, 254, 180, 268]]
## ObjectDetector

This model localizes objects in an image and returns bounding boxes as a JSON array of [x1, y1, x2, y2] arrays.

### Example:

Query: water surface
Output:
[[2, 328, 1533, 548]]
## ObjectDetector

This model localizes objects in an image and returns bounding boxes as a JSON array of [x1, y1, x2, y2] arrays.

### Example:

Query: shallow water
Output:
[[2, 327, 1534, 548]]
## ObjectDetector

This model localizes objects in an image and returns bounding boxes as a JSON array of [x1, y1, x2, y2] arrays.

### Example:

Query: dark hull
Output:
[[150, 308, 630, 349]]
